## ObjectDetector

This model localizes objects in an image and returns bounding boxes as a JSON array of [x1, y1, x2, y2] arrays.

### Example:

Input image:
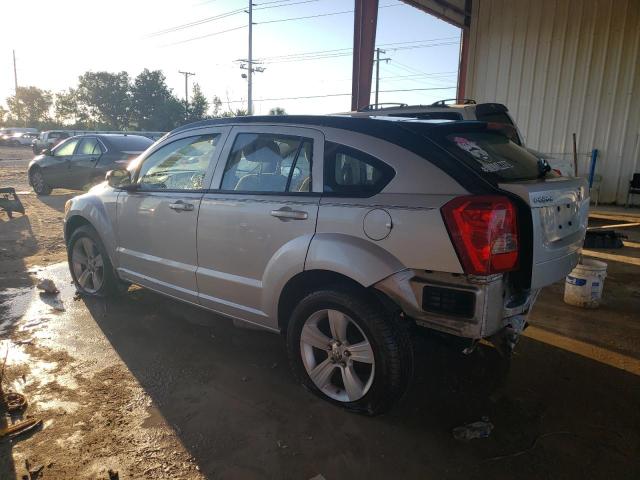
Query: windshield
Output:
[[443, 131, 547, 181]]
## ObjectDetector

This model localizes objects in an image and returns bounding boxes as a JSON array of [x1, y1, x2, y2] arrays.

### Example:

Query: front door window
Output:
[[137, 134, 220, 191]]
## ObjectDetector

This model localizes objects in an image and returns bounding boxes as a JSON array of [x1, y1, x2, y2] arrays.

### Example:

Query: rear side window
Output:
[[220, 133, 313, 193], [444, 132, 543, 181], [77, 138, 99, 155], [323, 142, 394, 196]]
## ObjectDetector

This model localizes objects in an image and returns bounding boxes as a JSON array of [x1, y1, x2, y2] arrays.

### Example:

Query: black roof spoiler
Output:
[[475, 102, 509, 115]]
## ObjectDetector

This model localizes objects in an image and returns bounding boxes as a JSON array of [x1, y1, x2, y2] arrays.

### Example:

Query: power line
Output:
[[148, 8, 244, 37], [254, 0, 320, 11], [257, 41, 459, 65], [254, 36, 459, 63], [223, 86, 456, 103], [255, 3, 403, 26], [162, 24, 247, 47], [150, 0, 318, 38]]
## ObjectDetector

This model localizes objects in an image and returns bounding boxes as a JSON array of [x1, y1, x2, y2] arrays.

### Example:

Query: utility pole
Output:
[[238, 2, 264, 115], [374, 48, 390, 109], [179, 70, 195, 120], [13, 50, 22, 125], [248, 0, 253, 115]]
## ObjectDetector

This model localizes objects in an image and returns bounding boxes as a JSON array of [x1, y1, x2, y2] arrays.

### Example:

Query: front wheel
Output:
[[286, 288, 413, 415], [67, 225, 117, 296], [29, 168, 52, 196]]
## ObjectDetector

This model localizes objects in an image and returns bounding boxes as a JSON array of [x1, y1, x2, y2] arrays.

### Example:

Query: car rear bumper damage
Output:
[[374, 268, 539, 340]]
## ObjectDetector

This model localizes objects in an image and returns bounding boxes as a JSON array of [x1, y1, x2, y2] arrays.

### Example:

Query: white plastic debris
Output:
[[36, 278, 59, 294]]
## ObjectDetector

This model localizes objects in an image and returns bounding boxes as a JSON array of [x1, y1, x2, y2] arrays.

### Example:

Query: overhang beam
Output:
[[351, 0, 379, 111]]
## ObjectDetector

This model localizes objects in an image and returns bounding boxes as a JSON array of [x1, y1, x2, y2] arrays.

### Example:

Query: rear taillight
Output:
[[441, 195, 519, 276]]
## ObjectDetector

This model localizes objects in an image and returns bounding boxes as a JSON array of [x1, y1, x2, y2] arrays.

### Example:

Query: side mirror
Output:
[[106, 169, 133, 189], [42, 148, 52, 156]]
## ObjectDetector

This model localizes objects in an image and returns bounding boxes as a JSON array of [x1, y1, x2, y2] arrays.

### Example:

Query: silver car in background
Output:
[[63, 116, 589, 414]]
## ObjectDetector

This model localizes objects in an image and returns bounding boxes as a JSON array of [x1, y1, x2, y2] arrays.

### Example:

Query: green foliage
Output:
[[211, 96, 223, 117], [55, 89, 93, 128], [186, 83, 209, 123], [0, 68, 249, 130], [130, 69, 183, 131], [218, 108, 248, 117], [77, 71, 131, 129], [269, 107, 287, 115], [6, 86, 53, 126]]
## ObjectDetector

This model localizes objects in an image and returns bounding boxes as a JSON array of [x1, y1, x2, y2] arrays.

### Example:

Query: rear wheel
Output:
[[286, 288, 412, 415], [29, 168, 52, 196], [67, 225, 117, 296]]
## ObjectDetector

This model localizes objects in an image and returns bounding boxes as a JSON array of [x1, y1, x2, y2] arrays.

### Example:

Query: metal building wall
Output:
[[465, 0, 640, 204]]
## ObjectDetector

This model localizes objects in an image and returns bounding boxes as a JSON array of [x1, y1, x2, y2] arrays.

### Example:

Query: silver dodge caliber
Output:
[[64, 116, 589, 414]]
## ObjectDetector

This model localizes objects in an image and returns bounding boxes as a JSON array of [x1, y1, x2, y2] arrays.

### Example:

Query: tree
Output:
[[130, 69, 183, 131], [186, 83, 209, 122], [211, 95, 223, 117], [77, 71, 131, 129], [55, 89, 92, 127], [269, 107, 287, 115], [0, 105, 7, 126], [6, 86, 52, 126], [219, 108, 248, 118]]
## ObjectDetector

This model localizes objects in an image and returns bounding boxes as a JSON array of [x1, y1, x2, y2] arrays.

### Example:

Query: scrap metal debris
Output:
[[4, 391, 28, 412], [0, 347, 42, 440], [452, 417, 494, 441], [25, 459, 44, 479], [0, 187, 25, 219], [36, 278, 59, 294], [0, 417, 43, 439]]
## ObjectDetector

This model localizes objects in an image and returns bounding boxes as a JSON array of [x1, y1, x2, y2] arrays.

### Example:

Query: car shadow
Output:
[[35, 192, 76, 213], [81, 288, 640, 479]]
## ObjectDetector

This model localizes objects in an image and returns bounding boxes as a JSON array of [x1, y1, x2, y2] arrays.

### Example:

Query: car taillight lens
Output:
[[441, 195, 519, 276]]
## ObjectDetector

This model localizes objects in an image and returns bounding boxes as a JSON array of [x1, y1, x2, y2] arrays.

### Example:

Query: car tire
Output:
[[67, 225, 118, 297], [286, 288, 413, 415], [29, 168, 52, 196]]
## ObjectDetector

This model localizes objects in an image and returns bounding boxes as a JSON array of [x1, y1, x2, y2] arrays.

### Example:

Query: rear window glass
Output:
[[444, 132, 543, 181], [105, 136, 153, 151]]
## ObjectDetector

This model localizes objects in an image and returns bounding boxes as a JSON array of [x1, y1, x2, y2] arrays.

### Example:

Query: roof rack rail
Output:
[[357, 102, 409, 112], [430, 98, 477, 106]]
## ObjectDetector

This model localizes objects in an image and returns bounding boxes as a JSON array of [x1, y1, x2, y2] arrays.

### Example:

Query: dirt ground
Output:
[[1, 145, 639, 479]]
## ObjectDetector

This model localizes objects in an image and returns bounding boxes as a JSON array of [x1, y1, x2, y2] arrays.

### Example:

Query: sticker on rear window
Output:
[[452, 136, 514, 173]]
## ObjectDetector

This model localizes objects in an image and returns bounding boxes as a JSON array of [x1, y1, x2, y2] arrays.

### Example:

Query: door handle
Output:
[[270, 207, 308, 220], [169, 201, 194, 211]]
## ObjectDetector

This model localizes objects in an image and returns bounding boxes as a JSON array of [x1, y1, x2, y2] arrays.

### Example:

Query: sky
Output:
[[0, 0, 461, 116]]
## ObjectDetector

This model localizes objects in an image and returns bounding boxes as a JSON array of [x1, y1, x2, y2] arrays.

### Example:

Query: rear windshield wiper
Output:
[[537, 158, 551, 178]]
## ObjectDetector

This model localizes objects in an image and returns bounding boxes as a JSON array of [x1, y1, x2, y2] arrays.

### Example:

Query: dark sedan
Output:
[[27, 134, 153, 195]]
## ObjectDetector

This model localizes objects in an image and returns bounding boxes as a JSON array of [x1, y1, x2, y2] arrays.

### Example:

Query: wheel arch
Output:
[[64, 215, 93, 244], [277, 269, 400, 333]]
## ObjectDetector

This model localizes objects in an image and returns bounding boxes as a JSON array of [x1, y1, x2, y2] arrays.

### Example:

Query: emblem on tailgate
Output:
[[532, 194, 554, 204]]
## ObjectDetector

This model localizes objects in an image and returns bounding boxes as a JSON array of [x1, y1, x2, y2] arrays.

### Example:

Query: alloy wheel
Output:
[[31, 170, 46, 193], [300, 309, 375, 402], [71, 237, 105, 294]]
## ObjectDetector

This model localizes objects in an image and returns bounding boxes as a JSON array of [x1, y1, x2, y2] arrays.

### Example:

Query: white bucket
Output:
[[564, 259, 607, 308]]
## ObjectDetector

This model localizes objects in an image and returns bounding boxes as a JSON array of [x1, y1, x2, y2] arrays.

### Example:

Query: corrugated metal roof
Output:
[[466, 0, 640, 204]]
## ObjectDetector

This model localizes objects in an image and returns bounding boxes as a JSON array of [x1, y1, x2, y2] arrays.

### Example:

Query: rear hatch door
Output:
[[432, 125, 588, 289]]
